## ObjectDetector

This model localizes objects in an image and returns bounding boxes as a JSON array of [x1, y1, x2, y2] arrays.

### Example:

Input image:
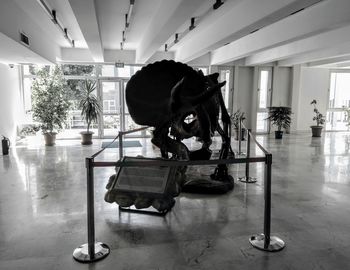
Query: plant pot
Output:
[[44, 132, 57, 146], [80, 131, 94, 145], [275, 130, 283, 139], [310, 126, 323, 137], [234, 128, 246, 141]]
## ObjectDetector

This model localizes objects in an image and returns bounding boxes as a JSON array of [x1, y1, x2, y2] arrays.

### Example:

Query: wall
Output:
[[272, 67, 292, 106], [296, 67, 329, 131], [0, 64, 21, 141]]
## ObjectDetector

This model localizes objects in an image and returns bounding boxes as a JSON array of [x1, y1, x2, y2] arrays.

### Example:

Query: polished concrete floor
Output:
[[1, 132, 350, 270]]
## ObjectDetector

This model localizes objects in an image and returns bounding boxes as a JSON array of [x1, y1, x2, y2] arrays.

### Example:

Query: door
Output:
[[100, 80, 123, 138], [99, 79, 145, 138], [256, 67, 272, 133], [123, 80, 145, 137]]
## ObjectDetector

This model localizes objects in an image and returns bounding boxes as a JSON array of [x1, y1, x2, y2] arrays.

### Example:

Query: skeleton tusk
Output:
[[187, 81, 226, 106]]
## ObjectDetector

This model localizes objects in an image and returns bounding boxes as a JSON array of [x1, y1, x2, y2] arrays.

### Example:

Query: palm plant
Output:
[[79, 80, 101, 144], [267, 106, 292, 139]]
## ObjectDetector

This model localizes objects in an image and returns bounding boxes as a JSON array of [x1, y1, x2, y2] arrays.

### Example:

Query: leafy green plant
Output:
[[31, 66, 71, 133], [231, 109, 246, 129], [310, 100, 325, 126], [79, 80, 101, 133], [267, 106, 292, 131]]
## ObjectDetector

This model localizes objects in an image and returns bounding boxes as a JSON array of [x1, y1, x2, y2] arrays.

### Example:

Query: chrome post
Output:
[[249, 153, 285, 252], [73, 158, 110, 263], [119, 131, 123, 159], [239, 129, 257, 183], [236, 117, 245, 156]]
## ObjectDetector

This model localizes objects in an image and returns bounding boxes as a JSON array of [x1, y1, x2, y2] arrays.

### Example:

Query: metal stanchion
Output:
[[237, 117, 245, 156], [73, 158, 110, 263], [239, 129, 257, 183], [249, 153, 285, 252], [119, 131, 123, 159]]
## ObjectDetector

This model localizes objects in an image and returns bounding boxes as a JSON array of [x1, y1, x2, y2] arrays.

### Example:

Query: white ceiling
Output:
[[1, 0, 350, 68]]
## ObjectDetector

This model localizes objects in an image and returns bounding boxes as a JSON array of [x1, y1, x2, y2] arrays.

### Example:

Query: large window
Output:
[[327, 71, 350, 131], [21, 63, 208, 139]]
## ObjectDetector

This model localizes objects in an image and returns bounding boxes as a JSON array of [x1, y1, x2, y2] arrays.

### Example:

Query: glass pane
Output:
[[23, 65, 37, 75], [61, 64, 96, 76], [130, 66, 142, 77], [219, 70, 230, 108], [23, 78, 33, 113], [123, 81, 142, 135], [329, 73, 350, 108], [326, 111, 349, 131], [259, 70, 269, 108], [101, 65, 115, 77], [103, 115, 121, 137], [102, 82, 120, 114], [256, 112, 268, 132]]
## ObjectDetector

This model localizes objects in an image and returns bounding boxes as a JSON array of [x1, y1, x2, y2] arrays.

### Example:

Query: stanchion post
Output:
[[239, 129, 257, 183], [238, 117, 242, 154], [72, 157, 110, 263], [119, 131, 123, 159], [249, 153, 285, 252], [87, 157, 96, 258], [264, 154, 272, 248]]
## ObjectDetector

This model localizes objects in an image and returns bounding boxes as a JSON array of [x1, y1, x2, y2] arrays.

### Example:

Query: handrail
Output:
[[242, 122, 270, 156], [91, 126, 150, 159], [119, 126, 149, 136], [91, 156, 266, 167]]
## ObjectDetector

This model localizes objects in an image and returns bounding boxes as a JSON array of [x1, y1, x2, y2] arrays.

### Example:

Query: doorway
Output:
[[99, 79, 144, 138], [256, 67, 272, 133]]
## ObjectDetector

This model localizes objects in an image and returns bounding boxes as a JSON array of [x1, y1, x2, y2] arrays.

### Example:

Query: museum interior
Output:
[[1, 0, 350, 269]]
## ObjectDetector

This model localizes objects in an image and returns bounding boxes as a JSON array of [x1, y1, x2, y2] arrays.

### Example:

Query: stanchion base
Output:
[[249, 234, 285, 252], [73, 242, 110, 263], [239, 176, 257, 183]]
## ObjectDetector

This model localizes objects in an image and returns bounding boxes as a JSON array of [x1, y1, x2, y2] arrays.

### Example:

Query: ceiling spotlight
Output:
[[125, 0, 135, 28], [213, 0, 224, 10], [122, 31, 126, 42], [51, 10, 58, 24], [165, 44, 168, 52], [174, 33, 179, 44], [37, 0, 74, 47], [189, 17, 196, 31]]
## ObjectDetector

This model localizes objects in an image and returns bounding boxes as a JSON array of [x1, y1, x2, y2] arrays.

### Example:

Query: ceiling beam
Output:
[[176, 0, 323, 64], [68, 0, 104, 62], [278, 42, 350, 66], [211, 0, 350, 65], [306, 55, 350, 67], [245, 24, 350, 66], [136, 0, 203, 64]]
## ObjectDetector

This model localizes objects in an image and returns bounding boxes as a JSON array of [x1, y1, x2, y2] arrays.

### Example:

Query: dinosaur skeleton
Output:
[[125, 60, 233, 193]]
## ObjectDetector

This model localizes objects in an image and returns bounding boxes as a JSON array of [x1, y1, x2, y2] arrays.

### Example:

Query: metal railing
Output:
[[73, 124, 285, 263]]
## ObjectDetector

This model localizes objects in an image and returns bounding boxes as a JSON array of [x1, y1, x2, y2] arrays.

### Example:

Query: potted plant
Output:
[[31, 66, 71, 146], [79, 79, 101, 145], [310, 100, 325, 137], [231, 109, 246, 140], [267, 106, 292, 139]]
